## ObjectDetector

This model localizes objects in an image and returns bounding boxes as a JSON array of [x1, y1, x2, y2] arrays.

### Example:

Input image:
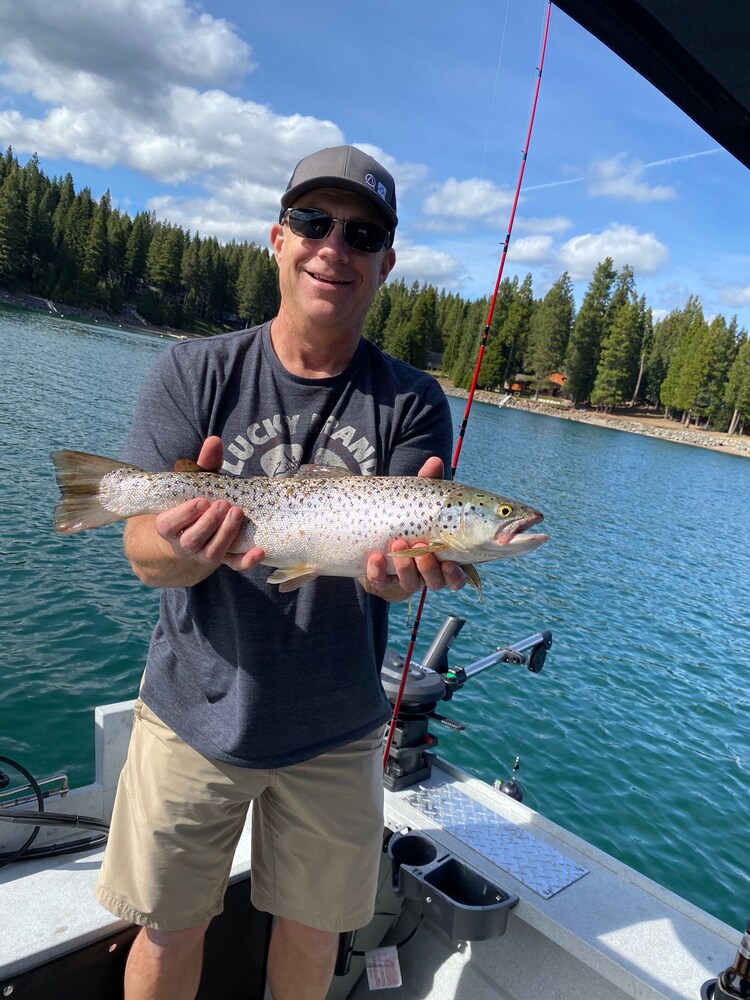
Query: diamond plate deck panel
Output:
[[407, 785, 589, 898]]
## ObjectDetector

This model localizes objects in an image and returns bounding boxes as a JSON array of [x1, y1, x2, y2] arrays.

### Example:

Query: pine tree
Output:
[[362, 285, 392, 348], [396, 285, 438, 368], [146, 224, 184, 294], [237, 247, 278, 326], [590, 298, 641, 410], [701, 315, 740, 429], [660, 303, 708, 422], [181, 232, 203, 310], [123, 212, 153, 297], [0, 145, 15, 187], [474, 278, 517, 390], [528, 272, 575, 397], [480, 275, 535, 391], [83, 193, 110, 286], [382, 280, 414, 360], [106, 210, 130, 296], [628, 298, 652, 405], [564, 258, 617, 404], [436, 293, 464, 364], [725, 335, 750, 435], [450, 298, 489, 389], [0, 167, 27, 285]]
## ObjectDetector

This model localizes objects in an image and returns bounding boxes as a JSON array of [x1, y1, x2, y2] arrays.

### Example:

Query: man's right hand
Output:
[[124, 436, 265, 587]]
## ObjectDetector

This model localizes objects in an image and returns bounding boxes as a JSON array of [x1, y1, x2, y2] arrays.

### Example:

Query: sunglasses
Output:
[[283, 208, 392, 253]]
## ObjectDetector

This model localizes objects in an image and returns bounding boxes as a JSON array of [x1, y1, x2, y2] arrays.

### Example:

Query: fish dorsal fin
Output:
[[173, 459, 203, 473], [292, 464, 355, 479]]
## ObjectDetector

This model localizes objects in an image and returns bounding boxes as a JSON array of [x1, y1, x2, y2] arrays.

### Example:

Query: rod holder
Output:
[[388, 831, 518, 941]]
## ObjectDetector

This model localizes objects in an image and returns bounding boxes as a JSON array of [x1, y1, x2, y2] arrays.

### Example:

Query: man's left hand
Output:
[[360, 457, 467, 603]]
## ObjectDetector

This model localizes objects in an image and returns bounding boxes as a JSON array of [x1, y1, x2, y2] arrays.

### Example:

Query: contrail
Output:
[[524, 175, 586, 192], [643, 148, 720, 167], [524, 148, 721, 192]]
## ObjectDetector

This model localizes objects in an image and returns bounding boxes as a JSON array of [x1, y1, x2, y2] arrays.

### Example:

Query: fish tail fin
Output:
[[52, 450, 130, 533]]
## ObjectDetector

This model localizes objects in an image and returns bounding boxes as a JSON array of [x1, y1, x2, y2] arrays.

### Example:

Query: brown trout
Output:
[[52, 450, 547, 592]]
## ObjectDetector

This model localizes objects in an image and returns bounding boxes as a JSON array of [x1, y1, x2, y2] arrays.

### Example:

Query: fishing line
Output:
[[479, 0, 511, 181], [383, 2, 552, 772]]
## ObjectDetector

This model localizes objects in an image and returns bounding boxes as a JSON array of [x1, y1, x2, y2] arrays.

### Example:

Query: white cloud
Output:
[[422, 177, 513, 226], [558, 224, 669, 280], [720, 285, 750, 308], [391, 241, 465, 291], [147, 195, 274, 246], [587, 155, 676, 202], [508, 234, 554, 263], [516, 215, 572, 235], [0, 0, 252, 103], [354, 144, 429, 200]]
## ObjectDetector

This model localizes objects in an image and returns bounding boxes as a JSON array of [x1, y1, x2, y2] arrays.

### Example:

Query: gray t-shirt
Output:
[[122, 322, 453, 768]]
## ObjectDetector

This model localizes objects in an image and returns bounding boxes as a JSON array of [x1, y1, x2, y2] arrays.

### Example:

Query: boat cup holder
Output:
[[388, 830, 518, 941]]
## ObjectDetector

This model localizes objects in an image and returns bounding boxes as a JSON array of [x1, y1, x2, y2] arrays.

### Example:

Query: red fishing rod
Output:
[[383, 2, 553, 771]]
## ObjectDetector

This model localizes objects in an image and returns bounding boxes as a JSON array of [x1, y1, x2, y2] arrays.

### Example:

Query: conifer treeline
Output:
[[1, 148, 749, 433], [0, 147, 279, 329]]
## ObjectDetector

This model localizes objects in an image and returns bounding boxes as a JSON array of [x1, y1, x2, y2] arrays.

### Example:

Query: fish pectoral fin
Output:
[[293, 464, 355, 479], [392, 541, 449, 558], [461, 564, 483, 600], [173, 458, 203, 473], [266, 566, 321, 592]]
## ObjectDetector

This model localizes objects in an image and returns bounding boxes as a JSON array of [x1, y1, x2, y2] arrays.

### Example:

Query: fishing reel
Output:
[[381, 616, 551, 792]]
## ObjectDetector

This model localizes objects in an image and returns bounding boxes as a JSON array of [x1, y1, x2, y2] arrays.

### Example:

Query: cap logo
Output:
[[377, 181, 387, 201], [364, 172, 377, 190]]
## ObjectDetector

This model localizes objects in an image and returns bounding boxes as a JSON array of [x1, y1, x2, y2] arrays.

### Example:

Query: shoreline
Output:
[[3, 289, 747, 459], [0, 289, 198, 340], [437, 381, 750, 460]]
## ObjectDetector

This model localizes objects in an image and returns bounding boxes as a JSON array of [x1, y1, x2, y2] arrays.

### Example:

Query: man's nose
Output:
[[318, 220, 350, 259]]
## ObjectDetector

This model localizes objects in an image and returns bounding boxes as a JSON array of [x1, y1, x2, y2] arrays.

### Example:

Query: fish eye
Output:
[[498, 504, 513, 517]]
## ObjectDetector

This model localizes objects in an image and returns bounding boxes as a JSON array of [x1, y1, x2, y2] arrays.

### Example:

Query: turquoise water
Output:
[[1, 307, 749, 930]]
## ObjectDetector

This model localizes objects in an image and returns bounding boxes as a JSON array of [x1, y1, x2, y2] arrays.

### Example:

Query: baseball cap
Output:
[[280, 145, 398, 229]]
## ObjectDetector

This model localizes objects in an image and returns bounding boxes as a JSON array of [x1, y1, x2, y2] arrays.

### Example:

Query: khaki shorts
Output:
[[96, 700, 386, 933]]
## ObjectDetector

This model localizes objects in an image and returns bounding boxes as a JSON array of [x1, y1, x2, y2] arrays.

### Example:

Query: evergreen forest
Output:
[[1, 147, 749, 436]]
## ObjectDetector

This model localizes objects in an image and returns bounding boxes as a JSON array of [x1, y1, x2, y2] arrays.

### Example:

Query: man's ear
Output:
[[270, 222, 285, 259], [379, 247, 396, 285]]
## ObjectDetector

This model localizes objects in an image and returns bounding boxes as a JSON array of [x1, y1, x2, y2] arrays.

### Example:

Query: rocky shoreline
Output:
[[438, 382, 750, 459]]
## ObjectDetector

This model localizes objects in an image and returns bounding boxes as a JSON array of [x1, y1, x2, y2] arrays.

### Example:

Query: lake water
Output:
[[1, 306, 748, 931]]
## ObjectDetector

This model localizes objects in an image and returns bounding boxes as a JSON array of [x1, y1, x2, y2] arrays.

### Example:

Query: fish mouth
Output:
[[494, 510, 546, 547]]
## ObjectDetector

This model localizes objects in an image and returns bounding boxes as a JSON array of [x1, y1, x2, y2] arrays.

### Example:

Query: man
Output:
[[96, 145, 464, 1000]]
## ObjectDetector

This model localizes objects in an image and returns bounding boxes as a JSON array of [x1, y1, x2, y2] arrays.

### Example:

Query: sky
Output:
[[0, 0, 748, 330]]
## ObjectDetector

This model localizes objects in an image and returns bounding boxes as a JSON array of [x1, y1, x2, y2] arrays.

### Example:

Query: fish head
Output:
[[437, 484, 548, 561]]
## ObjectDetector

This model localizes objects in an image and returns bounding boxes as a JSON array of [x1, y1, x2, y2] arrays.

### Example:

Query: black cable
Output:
[[0, 757, 110, 866], [0, 809, 109, 832], [4, 833, 109, 861], [0, 755, 44, 870]]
